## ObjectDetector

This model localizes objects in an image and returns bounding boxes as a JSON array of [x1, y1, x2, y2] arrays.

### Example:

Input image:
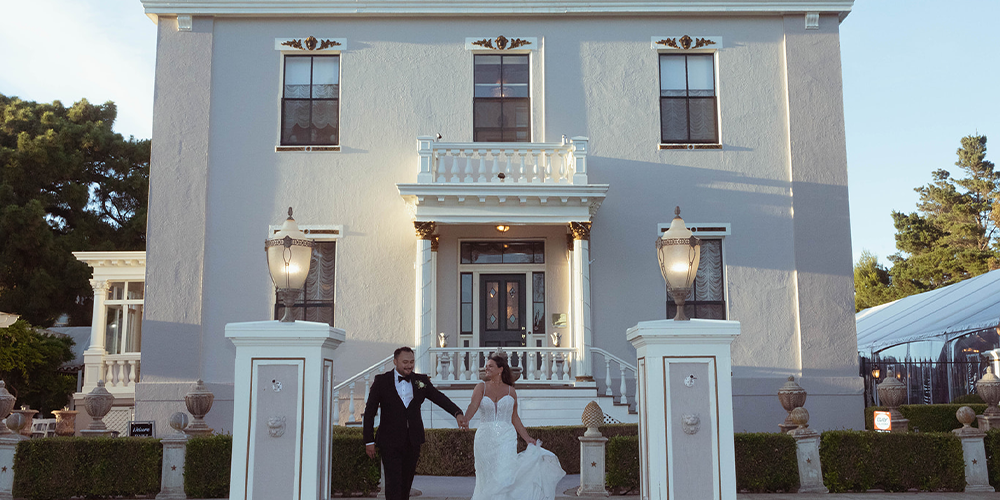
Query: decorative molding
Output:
[[570, 221, 592, 241], [659, 143, 722, 150], [274, 38, 347, 52], [415, 221, 436, 240], [430, 235, 440, 251], [652, 35, 722, 50], [275, 145, 341, 152], [805, 12, 820, 29], [177, 14, 192, 31], [466, 36, 537, 51]]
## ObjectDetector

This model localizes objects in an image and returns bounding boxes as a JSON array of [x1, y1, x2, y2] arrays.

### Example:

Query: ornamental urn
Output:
[[777, 376, 807, 433], [84, 380, 115, 433], [0, 381, 15, 435], [12, 405, 38, 437], [52, 407, 79, 436], [877, 367, 909, 432], [977, 367, 1000, 417], [184, 379, 215, 437]]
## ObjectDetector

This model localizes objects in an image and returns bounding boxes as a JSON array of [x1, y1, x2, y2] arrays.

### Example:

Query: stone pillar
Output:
[[156, 413, 189, 500], [81, 380, 114, 437], [578, 401, 609, 497], [0, 415, 28, 500], [414, 222, 436, 374], [83, 279, 110, 392], [570, 222, 593, 381], [976, 367, 1000, 431], [876, 367, 908, 432], [184, 379, 215, 437], [227, 320, 345, 500], [953, 406, 994, 492], [627, 319, 740, 500], [788, 408, 827, 494]]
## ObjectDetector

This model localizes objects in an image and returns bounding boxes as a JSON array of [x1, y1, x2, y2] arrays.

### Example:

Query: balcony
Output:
[[397, 136, 608, 224]]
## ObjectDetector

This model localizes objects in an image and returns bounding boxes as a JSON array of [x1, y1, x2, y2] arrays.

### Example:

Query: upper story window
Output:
[[659, 54, 718, 144], [105, 281, 143, 354], [281, 55, 339, 145], [474, 55, 530, 142]]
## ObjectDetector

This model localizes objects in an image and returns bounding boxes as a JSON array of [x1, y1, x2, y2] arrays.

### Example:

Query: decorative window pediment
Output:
[[651, 35, 722, 50], [466, 36, 537, 51], [275, 37, 347, 52]]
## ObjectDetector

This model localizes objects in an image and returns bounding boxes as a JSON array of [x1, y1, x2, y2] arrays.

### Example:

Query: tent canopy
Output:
[[857, 269, 1000, 353]]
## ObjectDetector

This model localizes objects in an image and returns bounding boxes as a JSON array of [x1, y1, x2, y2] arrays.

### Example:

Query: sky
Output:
[[1, 0, 997, 266]]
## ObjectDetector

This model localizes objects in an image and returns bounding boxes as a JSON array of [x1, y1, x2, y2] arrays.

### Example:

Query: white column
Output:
[[83, 279, 110, 392], [414, 222, 436, 374], [570, 222, 594, 381]]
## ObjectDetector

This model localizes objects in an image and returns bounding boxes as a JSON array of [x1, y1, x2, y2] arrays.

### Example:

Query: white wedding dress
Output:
[[471, 385, 566, 500]]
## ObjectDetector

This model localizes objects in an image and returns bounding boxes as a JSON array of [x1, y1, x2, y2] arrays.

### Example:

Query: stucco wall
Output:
[[139, 12, 862, 433]]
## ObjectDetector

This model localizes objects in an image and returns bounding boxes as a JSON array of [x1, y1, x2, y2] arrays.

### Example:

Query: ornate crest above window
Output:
[[466, 36, 537, 51], [275, 37, 347, 52], [650, 36, 722, 50]]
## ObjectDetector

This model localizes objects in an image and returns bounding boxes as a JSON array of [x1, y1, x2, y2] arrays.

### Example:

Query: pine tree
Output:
[[854, 250, 894, 312]]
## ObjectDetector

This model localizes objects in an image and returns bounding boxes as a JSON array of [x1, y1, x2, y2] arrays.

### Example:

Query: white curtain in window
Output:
[[284, 57, 311, 98], [694, 239, 724, 302]]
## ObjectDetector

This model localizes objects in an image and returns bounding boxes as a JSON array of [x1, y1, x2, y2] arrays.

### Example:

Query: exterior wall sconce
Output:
[[656, 206, 701, 321], [495, 224, 511, 234], [265, 207, 314, 322]]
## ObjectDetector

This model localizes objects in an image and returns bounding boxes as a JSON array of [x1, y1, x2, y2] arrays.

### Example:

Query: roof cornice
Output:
[[140, 1, 854, 20]]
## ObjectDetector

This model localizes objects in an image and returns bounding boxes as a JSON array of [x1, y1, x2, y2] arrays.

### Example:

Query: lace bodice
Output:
[[478, 393, 515, 426]]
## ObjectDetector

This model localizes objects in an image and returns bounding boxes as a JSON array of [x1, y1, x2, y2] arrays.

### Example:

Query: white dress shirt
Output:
[[395, 369, 414, 408]]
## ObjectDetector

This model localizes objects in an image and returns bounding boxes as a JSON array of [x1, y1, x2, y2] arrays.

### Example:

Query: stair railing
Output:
[[590, 347, 636, 406], [332, 355, 394, 425]]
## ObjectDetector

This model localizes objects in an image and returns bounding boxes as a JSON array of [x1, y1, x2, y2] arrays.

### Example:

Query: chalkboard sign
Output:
[[129, 421, 155, 437]]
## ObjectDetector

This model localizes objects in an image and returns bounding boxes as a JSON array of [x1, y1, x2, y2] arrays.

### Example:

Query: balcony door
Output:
[[480, 274, 527, 347]]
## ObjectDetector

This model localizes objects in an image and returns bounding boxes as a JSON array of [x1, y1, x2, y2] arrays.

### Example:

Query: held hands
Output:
[[366, 444, 376, 459], [456, 413, 469, 430]]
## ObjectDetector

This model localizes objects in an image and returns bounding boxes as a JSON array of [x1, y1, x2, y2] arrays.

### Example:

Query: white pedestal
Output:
[[156, 432, 189, 499], [578, 435, 609, 497], [226, 321, 345, 500], [626, 319, 739, 500]]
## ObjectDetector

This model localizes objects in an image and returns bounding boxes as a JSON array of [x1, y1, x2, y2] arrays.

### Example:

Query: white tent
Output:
[[857, 269, 1000, 353]]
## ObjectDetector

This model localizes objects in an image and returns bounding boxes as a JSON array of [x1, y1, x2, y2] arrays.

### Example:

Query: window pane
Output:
[[282, 100, 311, 144], [474, 100, 502, 129], [686, 55, 715, 92], [503, 99, 530, 128], [461, 304, 473, 333], [533, 304, 545, 334], [506, 282, 520, 328], [502, 56, 529, 85], [532, 272, 545, 303], [108, 282, 125, 301], [461, 273, 473, 303], [486, 281, 500, 331], [105, 305, 124, 354], [503, 84, 529, 98], [476, 129, 504, 142], [688, 98, 717, 143], [532, 242, 545, 263], [660, 98, 688, 143], [474, 56, 502, 83], [311, 100, 339, 144], [127, 282, 144, 300], [312, 56, 339, 98], [501, 242, 534, 263], [660, 55, 687, 91], [284, 57, 312, 98], [694, 239, 724, 301], [126, 304, 142, 352], [475, 84, 503, 98]]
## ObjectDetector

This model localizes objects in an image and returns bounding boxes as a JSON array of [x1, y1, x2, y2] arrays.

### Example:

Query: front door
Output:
[[480, 274, 527, 347]]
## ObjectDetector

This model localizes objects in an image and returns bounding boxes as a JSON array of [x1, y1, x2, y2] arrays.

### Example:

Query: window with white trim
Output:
[[474, 54, 530, 142], [659, 54, 719, 144], [105, 281, 143, 354], [281, 55, 340, 145]]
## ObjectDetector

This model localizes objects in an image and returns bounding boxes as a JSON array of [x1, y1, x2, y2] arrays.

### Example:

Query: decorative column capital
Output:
[[89, 279, 109, 292], [569, 222, 592, 241], [430, 235, 440, 252], [415, 221, 436, 240], [566, 233, 575, 252]]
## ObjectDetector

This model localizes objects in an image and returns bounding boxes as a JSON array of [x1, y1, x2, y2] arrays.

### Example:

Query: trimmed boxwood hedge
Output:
[[734, 433, 798, 493], [864, 404, 987, 432], [185, 435, 233, 498], [13, 437, 161, 500], [820, 430, 965, 492], [987, 429, 1000, 489], [605, 435, 639, 494]]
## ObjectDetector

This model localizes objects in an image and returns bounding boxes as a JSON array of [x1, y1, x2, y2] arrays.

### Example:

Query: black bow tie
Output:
[[398, 375, 411, 383]]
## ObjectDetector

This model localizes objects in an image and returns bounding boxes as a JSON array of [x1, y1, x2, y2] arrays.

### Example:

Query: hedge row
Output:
[[820, 431, 965, 492], [987, 429, 1000, 489], [734, 433, 798, 493], [864, 404, 988, 432], [605, 435, 639, 495], [13, 437, 161, 500]]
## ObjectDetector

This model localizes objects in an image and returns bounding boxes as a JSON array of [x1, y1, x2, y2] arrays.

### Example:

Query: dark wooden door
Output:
[[480, 274, 527, 347]]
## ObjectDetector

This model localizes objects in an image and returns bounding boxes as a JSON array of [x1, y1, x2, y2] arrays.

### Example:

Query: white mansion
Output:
[[73, 0, 862, 436]]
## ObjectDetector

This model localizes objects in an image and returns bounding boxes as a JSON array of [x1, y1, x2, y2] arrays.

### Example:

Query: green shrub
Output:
[[13, 437, 161, 500], [330, 434, 382, 495], [951, 393, 986, 405], [865, 405, 988, 432], [734, 433, 798, 493], [605, 435, 639, 494], [185, 435, 232, 498], [820, 430, 965, 492], [986, 429, 1000, 489]]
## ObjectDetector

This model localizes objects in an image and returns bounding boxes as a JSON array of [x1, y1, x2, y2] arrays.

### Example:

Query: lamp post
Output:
[[656, 206, 701, 320], [265, 207, 314, 322]]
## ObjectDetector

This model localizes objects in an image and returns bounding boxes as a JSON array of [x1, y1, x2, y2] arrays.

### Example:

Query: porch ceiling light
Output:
[[656, 206, 701, 321], [265, 207, 313, 322], [496, 224, 511, 234]]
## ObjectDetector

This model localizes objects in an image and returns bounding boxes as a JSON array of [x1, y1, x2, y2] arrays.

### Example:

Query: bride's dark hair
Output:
[[489, 354, 515, 386]]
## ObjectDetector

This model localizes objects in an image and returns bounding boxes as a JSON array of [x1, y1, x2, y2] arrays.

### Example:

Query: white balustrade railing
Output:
[[417, 136, 589, 185], [428, 347, 576, 384], [332, 355, 394, 426], [590, 348, 637, 407], [103, 353, 141, 388]]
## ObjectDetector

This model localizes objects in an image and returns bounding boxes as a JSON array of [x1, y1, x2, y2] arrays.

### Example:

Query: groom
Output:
[[363, 346, 468, 500]]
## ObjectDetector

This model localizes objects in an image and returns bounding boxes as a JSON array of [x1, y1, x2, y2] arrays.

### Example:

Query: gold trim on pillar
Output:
[[430, 235, 440, 252], [569, 222, 592, 241], [414, 221, 436, 240]]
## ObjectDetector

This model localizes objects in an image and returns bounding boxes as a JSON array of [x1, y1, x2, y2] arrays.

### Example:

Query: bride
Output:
[[464, 354, 566, 500]]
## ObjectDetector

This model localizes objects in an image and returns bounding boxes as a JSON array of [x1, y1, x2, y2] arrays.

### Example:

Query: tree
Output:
[[886, 134, 1000, 296], [853, 250, 894, 312], [0, 94, 149, 326], [0, 320, 76, 416]]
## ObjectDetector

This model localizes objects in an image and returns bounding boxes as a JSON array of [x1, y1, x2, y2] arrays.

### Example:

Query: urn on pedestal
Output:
[[52, 407, 79, 436], [11, 406, 38, 437], [976, 367, 1000, 431], [81, 380, 115, 437], [777, 376, 806, 434], [184, 379, 215, 437], [876, 367, 909, 433], [0, 381, 15, 436]]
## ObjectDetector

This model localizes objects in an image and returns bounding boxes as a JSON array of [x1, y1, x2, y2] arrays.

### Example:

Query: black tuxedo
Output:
[[362, 370, 461, 500]]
